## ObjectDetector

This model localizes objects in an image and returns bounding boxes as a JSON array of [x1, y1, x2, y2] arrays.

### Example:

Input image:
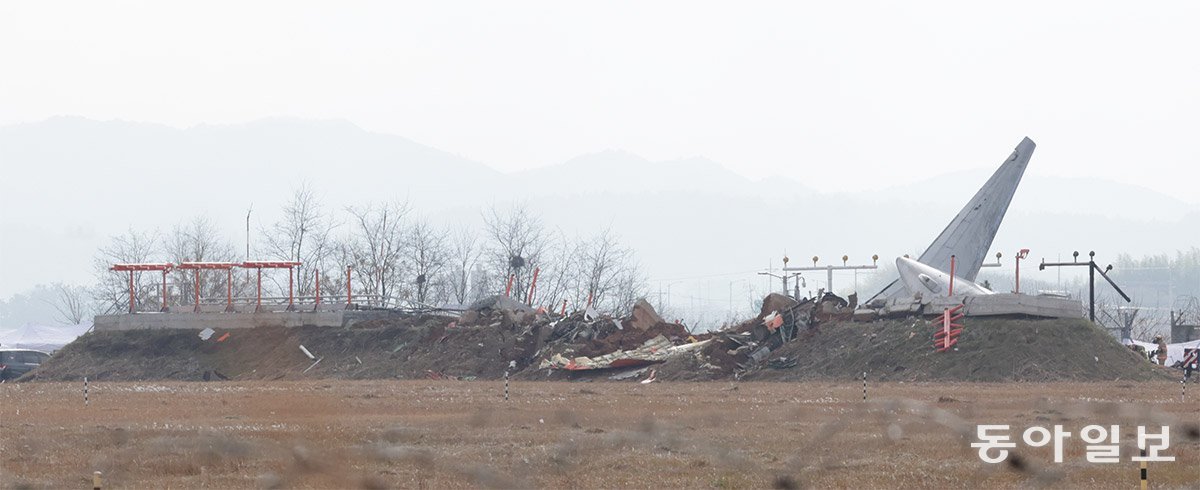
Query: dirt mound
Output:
[[26, 293, 1172, 383], [23, 314, 537, 382], [728, 317, 1170, 382]]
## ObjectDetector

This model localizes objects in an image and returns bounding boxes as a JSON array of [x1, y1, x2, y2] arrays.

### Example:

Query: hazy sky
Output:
[[2, 1, 1198, 201]]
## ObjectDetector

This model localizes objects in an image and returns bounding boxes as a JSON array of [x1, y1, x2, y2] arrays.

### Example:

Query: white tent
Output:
[[1124, 338, 1200, 366]]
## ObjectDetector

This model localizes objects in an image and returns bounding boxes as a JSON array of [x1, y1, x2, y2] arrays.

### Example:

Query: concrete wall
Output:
[[925, 293, 1082, 319], [93, 310, 412, 331]]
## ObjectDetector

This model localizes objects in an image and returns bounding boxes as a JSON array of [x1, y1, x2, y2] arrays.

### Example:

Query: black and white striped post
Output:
[[1139, 449, 1147, 490], [504, 360, 515, 401], [862, 371, 867, 402], [84, 377, 89, 406]]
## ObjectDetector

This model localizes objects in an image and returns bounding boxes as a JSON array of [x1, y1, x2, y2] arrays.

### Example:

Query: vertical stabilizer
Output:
[[870, 137, 1035, 302]]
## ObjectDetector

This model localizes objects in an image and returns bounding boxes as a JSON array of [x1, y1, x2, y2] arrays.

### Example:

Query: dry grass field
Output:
[[2, 380, 1197, 489]]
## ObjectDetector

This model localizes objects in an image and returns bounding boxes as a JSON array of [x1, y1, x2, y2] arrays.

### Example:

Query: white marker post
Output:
[[84, 377, 89, 406], [862, 372, 867, 402], [504, 360, 516, 401]]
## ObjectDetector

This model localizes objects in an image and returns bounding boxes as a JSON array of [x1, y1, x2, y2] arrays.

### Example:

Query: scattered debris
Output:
[[198, 328, 215, 341], [625, 299, 665, 330], [299, 345, 316, 360]]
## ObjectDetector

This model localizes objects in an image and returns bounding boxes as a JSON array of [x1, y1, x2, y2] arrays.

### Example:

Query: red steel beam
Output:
[[242, 261, 301, 269], [111, 263, 175, 314], [176, 261, 239, 270], [111, 263, 174, 272]]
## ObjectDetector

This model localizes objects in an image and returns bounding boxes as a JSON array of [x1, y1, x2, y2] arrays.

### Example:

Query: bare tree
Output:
[[92, 228, 160, 313], [164, 216, 242, 305], [346, 201, 410, 306], [408, 219, 448, 305], [444, 227, 481, 305], [532, 231, 573, 307], [571, 227, 639, 312], [46, 282, 92, 325], [482, 202, 550, 300], [610, 256, 647, 314], [261, 184, 337, 297], [1096, 294, 1168, 341]]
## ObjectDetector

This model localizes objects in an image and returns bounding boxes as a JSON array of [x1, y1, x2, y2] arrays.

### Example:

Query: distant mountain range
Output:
[[3, 117, 1197, 324]]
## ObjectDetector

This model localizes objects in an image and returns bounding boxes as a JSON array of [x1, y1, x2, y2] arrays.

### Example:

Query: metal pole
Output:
[[1015, 255, 1020, 294], [128, 271, 135, 313], [287, 267, 295, 311], [1139, 449, 1147, 490], [161, 270, 168, 312], [256, 268, 262, 312], [526, 267, 540, 305], [1089, 261, 1096, 322], [827, 266, 833, 293], [226, 268, 233, 312], [193, 269, 201, 313]]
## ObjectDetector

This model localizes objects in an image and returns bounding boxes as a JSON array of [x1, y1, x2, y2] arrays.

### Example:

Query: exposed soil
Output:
[[25, 312, 1172, 383], [733, 317, 1169, 382], [2, 380, 1197, 489]]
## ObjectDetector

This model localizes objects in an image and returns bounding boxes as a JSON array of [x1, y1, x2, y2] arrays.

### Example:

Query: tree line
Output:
[[92, 185, 646, 316]]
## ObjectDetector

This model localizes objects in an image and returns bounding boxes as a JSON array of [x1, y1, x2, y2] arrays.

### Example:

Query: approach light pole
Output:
[[1014, 248, 1030, 294], [782, 254, 879, 294], [1038, 251, 1130, 322], [758, 255, 803, 297]]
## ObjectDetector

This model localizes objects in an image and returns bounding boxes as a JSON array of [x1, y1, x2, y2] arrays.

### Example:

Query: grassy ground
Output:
[[2, 380, 1197, 488]]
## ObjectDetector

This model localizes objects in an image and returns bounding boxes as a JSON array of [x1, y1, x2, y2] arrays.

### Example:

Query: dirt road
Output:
[[2, 380, 1196, 488]]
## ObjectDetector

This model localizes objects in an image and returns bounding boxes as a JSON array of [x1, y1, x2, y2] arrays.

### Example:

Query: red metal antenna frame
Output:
[[240, 261, 301, 312], [177, 262, 240, 312], [110, 263, 174, 313]]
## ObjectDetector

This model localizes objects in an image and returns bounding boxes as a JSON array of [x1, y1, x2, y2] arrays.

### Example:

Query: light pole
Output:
[[1014, 248, 1030, 294], [1039, 251, 1131, 322], [783, 254, 879, 294]]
